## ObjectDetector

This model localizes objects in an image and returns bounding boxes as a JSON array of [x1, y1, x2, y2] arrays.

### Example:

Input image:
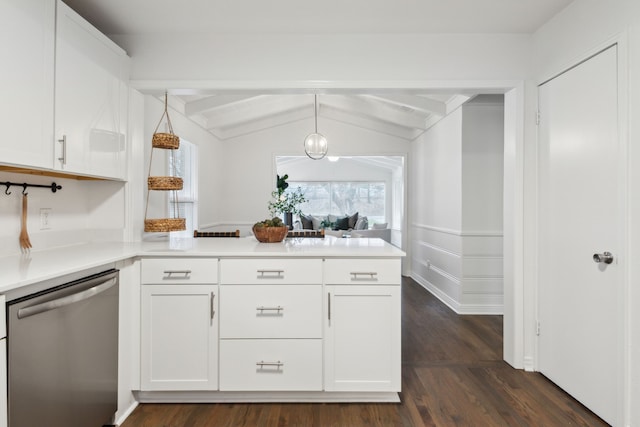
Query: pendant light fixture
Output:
[[304, 95, 328, 160]]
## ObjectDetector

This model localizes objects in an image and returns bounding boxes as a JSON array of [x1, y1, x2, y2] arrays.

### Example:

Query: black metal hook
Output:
[[22, 183, 28, 195], [4, 183, 10, 195]]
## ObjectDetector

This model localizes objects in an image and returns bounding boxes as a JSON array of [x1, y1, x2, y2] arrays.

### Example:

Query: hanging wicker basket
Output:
[[148, 176, 183, 191], [152, 132, 180, 149], [144, 218, 186, 233], [144, 92, 186, 233]]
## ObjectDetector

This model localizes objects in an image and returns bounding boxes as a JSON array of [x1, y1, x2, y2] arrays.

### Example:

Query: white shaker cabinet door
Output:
[[54, 0, 128, 179], [0, 0, 55, 170], [324, 285, 401, 392], [141, 284, 219, 391]]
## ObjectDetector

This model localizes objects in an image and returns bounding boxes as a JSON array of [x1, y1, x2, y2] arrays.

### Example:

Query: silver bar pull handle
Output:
[[163, 270, 192, 279], [256, 305, 284, 313], [256, 361, 283, 368], [58, 135, 67, 166], [350, 271, 378, 281], [211, 292, 216, 320], [257, 269, 284, 279], [328, 292, 331, 321], [593, 252, 614, 264], [18, 277, 117, 319]]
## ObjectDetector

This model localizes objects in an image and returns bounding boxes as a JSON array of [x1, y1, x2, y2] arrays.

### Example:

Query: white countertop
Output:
[[0, 236, 405, 293]]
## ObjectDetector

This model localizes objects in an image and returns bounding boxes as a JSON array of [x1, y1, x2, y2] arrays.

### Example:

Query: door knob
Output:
[[593, 252, 614, 264]]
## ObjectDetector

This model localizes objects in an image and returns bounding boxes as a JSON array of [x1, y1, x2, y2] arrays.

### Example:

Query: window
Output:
[[289, 181, 386, 224], [168, 139, 198, 237]]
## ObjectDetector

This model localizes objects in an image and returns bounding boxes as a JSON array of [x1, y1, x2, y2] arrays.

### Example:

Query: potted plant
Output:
[[267, 174, 307, 229], [253, 175, 307, 242]]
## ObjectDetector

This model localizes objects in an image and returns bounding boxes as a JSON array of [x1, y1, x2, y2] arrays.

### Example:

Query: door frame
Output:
[[534, 34, 630, 424], [130, 79, 527, 368]]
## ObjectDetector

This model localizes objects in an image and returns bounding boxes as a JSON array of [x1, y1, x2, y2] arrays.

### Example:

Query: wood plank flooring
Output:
[[121, 278, 608, 427]]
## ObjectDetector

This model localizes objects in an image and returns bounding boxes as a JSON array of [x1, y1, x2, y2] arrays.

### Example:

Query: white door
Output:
[[324, 285, 401, 392], [140, 284, 218, 391], [538, 45, 623, 426]]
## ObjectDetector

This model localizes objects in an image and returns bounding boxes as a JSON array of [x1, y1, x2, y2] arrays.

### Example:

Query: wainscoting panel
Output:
[[411, 224, 503, 314]]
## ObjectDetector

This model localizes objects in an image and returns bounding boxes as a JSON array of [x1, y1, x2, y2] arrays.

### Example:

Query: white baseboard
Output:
[[134, 390, 400, 403], [114, 401, 139, 426]]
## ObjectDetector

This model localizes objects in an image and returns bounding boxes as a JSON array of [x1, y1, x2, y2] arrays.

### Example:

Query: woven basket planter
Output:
[[148, 176, 183, 191], [144, 218, 186, 233], [252, 225, 288, 243], [152, 132, 180, 149]]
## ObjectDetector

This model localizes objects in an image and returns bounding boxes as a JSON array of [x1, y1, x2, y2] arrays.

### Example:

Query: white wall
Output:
[[0, 171, 127, 256], [410, 101, 504, 314], [533, 2, 640, 425], [213, 117, 409, 235]]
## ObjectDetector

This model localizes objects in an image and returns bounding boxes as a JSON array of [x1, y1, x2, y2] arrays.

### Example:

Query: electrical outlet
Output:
[[40, 208, 52, 230]]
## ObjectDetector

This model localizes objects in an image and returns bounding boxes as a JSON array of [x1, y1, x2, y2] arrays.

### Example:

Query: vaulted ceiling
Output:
[[62, 0, 571, 140], [169, 93, 474, 141]]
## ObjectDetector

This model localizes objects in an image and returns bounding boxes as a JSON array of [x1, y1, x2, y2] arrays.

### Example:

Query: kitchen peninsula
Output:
[[0, 236, 404, 425]]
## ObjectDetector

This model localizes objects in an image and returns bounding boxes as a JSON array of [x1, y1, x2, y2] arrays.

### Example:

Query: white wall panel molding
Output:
[[413, 223, 462, 236], [410, 272, 461, 314]]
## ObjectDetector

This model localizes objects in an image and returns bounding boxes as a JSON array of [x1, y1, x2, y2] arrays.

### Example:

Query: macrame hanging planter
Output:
[[144, 92, 186, 232]]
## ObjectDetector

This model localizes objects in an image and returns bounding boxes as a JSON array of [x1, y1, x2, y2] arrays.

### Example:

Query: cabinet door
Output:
[[54, 0, 128, 179], [0, 0, 54, 169], [141, 284, 218, 391], [324, 285, 401, 392]]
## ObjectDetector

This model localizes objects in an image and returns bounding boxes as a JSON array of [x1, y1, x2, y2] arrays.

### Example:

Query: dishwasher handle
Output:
[[17, 274, 118, 319]]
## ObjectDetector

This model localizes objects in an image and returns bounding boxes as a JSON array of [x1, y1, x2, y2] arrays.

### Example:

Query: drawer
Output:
[[220, 285, 321, 339], [220, 258, 322, 284], [141, 258, 218, 284], [324, 258, 401, 285], [219, 339, 322, 391]]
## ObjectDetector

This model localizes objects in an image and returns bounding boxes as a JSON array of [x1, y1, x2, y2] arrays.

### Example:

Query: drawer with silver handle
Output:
[[219, 339, 322, 391], [324, 258, 401, 285], [220, 284, 322, 338], [141, 258, 218, 284], [220, 259, 322, 284]]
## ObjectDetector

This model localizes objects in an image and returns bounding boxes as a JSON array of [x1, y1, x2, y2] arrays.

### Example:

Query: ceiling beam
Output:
[[321, 105, 419, 141], [184, 95, 262, 116], [360, 94, 447, 116], [321, 95, 429, 131], [203, 95, 310, 129]]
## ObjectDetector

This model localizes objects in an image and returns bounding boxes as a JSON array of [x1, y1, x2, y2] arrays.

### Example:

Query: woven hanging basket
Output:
[[144, 218, 186, 233], [152, 132, 180, 149], [148, 176, 183, 191], [252, 225, 289, 243]]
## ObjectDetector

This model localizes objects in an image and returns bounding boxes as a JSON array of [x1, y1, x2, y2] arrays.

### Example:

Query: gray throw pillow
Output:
[[347, 212, 359, 229], [354, 216, 368, 230], [372, 222, 388, 229]]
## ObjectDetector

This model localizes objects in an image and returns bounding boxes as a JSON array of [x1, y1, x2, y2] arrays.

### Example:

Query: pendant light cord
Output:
[[314, 95, 318, 133]]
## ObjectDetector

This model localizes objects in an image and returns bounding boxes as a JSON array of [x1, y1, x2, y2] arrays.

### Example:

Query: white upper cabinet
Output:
[[0, 0, 55, 169], [54, 0, 129, 180]]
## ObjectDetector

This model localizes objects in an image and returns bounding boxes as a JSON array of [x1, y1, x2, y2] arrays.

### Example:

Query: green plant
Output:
[[267, 174, 307, 217], [254, 217, 284, 228]]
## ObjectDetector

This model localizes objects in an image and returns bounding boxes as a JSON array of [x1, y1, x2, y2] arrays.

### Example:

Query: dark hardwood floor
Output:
[[121, 278, 608, 427]]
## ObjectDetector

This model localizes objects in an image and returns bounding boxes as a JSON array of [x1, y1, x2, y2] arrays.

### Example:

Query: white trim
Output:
[[130, 78, 525, 370], [415, 240, 461, 259], [114, 401, 139, 426], [411, 272, 461, 313], [412, 223, 503, 237], [135, 390, 400, 403]]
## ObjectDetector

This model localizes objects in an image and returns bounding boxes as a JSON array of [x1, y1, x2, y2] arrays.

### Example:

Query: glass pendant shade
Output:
[[304, 132, 328, 160], [304, 95, 328, 160]]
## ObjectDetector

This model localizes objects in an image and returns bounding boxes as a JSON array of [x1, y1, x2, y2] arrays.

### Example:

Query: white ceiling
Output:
[[61, 0, 570, 140], [63, 0, 573, 36]]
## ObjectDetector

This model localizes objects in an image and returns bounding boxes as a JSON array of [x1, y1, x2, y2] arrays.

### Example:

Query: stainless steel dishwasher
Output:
[[7, 269, 119, 427]]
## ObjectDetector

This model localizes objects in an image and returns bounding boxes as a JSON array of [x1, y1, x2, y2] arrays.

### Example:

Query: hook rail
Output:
[[3, 181, 62, 195]]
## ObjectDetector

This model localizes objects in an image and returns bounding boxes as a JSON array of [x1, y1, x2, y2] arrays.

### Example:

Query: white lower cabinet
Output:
[[139, 256, 402, 399], [324, 284, 401, 392], [140, 284, 218, 391]]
